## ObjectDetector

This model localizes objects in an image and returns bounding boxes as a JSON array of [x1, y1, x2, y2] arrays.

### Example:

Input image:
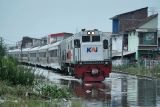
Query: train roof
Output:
[[8, 49, 21, 53], [22, 48, 31, 52], [39, 44, 49, 52], [48, 41, 62, 51], [29, 46, 40, 52]]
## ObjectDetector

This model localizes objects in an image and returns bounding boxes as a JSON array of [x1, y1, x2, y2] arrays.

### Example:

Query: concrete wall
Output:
[[112, 35, 123, 52], [128, 31, 139, 59]]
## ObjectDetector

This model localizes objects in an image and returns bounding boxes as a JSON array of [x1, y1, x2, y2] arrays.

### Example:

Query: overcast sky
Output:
[[0, 0, 159, 45]]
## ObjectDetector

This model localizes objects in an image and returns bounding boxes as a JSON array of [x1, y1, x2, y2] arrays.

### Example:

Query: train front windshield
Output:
[[82, 36, 100, 42]]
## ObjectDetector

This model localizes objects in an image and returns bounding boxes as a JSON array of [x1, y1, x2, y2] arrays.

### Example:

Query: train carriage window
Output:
[[103, 40, 108, 49], [22, 54, 28, 57], [39, 52, 46, 57], [30, 53, 36, 57], [92, 36, 100, 42], [50, 50, 57, 57], [82, 36, 90, 42], [74, 39, 80, 48]]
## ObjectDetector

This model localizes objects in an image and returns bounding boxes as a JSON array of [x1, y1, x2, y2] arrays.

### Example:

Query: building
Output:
[[41, 36, 48, 46], [110, 7, 158, 65], [127, 14, 158, 60], [21, 36, 46, 48], [48, 32, 73, 44]]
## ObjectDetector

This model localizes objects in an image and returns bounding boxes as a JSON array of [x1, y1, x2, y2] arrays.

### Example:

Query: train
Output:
[[8, 29, 112, 82]]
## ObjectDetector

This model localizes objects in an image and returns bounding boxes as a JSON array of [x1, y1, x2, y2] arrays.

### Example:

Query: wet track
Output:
[[1, 68, 160, 107]]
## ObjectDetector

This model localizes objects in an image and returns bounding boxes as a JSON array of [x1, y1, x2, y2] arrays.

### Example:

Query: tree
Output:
[[0, 37, 6, 57], [0, 37, 6, 69]]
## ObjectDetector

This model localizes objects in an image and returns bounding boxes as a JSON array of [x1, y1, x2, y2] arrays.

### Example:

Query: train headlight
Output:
[[105, 62, 108, 64], [91, 31, 95, 35], [91, 68, 98, 75], [87, 31, 91, 35]]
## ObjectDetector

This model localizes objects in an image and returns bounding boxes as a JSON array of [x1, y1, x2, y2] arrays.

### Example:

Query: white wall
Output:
[[128, 31, 139, 59], [112, 35, 123, 52]]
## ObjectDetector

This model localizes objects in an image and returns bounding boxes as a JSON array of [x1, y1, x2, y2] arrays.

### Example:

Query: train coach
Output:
[[8, 29, 112, 82]]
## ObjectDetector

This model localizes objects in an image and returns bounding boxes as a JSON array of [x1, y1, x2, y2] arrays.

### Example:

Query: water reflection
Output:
[[1, 68, 160, 107], [136, 79, 156, 106], [111, 78, 128, 107], [111, 77, 158, 107], [59, 79, 111, 107], [62, 76, 159, 107]]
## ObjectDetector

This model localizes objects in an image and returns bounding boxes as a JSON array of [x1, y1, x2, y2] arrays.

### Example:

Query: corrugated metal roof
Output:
[[126, 14, 158, 31], [110, 7, 148, 19], [49, 32, 73, 37], [112, 51, 135, 57]]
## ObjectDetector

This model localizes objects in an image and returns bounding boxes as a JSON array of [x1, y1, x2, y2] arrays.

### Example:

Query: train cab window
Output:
[[103, 40, 108, 49], [92, 36, 100, 42], [74, 39, 80, 48], [82, 36, 90, 42]]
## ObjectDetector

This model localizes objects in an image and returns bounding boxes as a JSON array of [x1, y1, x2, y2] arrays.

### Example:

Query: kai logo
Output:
[[87, 47, 98, 53]]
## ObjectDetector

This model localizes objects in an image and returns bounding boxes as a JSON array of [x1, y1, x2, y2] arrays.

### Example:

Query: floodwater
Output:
[[1, 68, 160, 107]]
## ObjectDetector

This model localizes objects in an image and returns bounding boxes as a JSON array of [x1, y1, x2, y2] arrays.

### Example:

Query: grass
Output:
[[0, 80, 30, 100], [112, 63, 160, 78]]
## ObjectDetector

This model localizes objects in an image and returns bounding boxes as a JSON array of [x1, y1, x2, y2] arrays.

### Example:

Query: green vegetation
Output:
[[0, 37, 71, 102], [113, 64, 160, 78], [0, 37, 35, 100], [71, 99, 82, 107], [0, 80, 30, 99], [34, 82, 72, 99], [0, 57, 35, 86]]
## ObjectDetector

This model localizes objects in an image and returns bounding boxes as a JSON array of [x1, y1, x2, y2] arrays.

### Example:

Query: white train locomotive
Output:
[[8, 29, 112, 82]]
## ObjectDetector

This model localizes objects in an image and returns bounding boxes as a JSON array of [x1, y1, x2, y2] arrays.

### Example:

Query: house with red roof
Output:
[[48, 32, 73, 44]]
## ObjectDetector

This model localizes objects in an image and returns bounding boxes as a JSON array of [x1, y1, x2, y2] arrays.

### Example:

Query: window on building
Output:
[[139, 32, 157, 45]]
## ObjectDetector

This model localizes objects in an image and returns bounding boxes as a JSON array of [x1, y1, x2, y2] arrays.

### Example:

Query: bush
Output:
[[0, 57, 35, 86], [36, 84, 71, 99]]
